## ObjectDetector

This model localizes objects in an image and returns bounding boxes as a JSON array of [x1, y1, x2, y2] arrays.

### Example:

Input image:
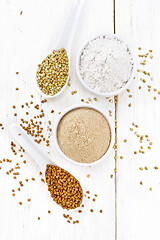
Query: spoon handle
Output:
[[56, 0, 85, 52], [9, 124, 53, 173]]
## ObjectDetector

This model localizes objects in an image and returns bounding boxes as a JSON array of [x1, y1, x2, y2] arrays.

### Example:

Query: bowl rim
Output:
[[53, 104, 114, 167], [76, 33, 136, 97]]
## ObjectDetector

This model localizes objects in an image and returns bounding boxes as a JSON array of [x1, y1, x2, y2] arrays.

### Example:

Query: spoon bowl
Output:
[[35, 56, 70, 99]]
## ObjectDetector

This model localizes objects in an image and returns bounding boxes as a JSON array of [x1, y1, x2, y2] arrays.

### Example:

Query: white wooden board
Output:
[[1, 0, 159, 239], [0, 0, 116, 240], [116, 0, 160, 239]]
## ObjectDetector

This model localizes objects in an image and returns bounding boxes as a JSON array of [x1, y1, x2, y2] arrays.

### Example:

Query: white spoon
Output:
[[9, 123, 83, 210], [35, 0, 84, 98], [10, 123, 53, 174]]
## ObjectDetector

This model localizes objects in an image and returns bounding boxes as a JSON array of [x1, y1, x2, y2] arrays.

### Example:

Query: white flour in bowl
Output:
[[79, 35, 134, 93]]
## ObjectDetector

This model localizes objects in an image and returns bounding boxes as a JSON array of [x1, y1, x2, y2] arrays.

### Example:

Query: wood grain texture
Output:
[[2, 0, 159, 239], [0, 0, 115, 240], [115, 0, 160, 239]]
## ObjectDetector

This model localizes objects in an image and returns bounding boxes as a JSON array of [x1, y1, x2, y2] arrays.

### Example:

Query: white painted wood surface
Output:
[[116, 0, 160, 239], [0, 0, 160, 239], [0, 0, 115, 240]]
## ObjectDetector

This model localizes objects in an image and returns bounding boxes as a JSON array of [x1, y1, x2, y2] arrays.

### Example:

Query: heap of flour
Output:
[[79, 35, 134, 93]]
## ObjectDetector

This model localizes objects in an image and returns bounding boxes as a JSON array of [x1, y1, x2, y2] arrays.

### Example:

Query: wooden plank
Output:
[[0, 0, 115, 239], [115, 0, 160, 239]]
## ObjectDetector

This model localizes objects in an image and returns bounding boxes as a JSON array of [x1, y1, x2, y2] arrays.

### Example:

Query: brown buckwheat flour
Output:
[[57, 107, 111, 163]]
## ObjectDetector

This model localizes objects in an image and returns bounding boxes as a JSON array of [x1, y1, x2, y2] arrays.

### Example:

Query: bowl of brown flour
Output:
[[54, 104, 114, 166], [76, 34, 136, 96]]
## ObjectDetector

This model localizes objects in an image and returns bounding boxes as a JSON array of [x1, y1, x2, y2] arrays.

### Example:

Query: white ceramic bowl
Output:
[[76, 33, 136, 97], [54, 104, 114, 167]]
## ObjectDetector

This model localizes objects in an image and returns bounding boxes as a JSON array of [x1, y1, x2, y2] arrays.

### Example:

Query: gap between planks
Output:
[[113, 0, 117, 240]]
